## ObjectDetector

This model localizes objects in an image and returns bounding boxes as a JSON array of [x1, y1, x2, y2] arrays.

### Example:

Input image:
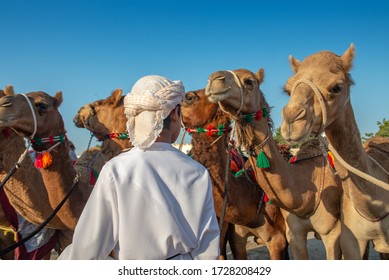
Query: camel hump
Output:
[[364, 137, 389, 154]]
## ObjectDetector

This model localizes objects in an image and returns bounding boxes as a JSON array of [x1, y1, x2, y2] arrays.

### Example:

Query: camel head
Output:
[[0, 90, 65, 146], [73, 89, 125, 136], [281, 43, 355, 144], [205, 68, 265, 118], [182, 89, 220, 128]]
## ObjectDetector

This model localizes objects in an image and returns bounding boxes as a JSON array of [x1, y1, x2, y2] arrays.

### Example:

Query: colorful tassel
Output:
[[234, 169, 244, 178], [34, 153, 43, 169], [256, 149, 270, 169], [41, 151, 53, 168], [327, 151, 335, 169], [89, 168, 99, 185]]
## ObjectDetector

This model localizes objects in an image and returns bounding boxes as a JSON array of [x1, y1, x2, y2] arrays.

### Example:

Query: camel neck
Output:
[[240, 118, 320, 216], [325, 103, 389, 218], [0, 133, 66, 228]]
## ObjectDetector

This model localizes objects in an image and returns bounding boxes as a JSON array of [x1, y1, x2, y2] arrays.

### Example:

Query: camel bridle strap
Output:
[[0, 144, 30, 190], [291, 79, 328, 136], [293, 78, 389, 190], [21, 94, 37, 139], [84, 103, 96, 131]]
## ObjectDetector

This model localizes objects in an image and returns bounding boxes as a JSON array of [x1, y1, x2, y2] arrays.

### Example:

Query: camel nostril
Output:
[[295, 109, 306, 121]]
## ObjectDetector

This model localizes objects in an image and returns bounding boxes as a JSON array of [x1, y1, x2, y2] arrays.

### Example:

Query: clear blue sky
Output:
[[1, 0, 388, 154]]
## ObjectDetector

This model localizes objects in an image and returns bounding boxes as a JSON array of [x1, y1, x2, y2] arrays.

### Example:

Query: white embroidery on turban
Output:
[[124, 75, 185, 149]]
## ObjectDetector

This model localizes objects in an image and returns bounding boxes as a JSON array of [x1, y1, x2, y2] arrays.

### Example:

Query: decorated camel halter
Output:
[[241, 107, 271, 169], [94, 132, 129, 141], [31, 134, 68, 169], [291, 79, 389, 190], [21, 93, 67, 169]]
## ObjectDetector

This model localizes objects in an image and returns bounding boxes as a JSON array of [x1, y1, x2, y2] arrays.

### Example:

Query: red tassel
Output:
[[206, 125, 215, 136], [34, 154, 43, 169], [255, 110, 263, 120], [289, 155, 297, 163]]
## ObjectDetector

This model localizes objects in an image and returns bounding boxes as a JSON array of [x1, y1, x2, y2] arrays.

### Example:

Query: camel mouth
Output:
[[207, 87, 232, 103]]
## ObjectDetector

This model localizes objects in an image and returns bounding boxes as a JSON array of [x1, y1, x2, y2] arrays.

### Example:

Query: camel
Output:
[[280, 43, 389, 259], [73, 89, 132, 161], [0, 86, 70, 259], [205, 68, 343, 259], [0, 89, 106, 257], [182, 89, 288, 259]]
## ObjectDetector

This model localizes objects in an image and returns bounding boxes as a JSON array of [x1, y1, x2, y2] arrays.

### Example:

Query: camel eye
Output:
[[330, 84, 343, 94], [244, 78, 255, 87], [36, 102, 49, 111], [184, 92, 197, 105]]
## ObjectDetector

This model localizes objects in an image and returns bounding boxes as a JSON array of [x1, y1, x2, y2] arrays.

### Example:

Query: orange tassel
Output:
[[41, 151, 53, 168], [327, 151, 335, 169]]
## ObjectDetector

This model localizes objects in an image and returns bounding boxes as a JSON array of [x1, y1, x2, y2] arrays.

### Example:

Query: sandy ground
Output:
[[51, 232, 380, 260], [226, 232, 380, 260]]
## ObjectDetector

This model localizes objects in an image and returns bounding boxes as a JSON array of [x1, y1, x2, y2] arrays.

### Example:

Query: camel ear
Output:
[[341, 43, 355, 72], [53, 91, 63, 108], [109, 89, 123, 106], [255, 68, 265, 84], [5, 85, 14, 95], [289, 55, 301, 72]]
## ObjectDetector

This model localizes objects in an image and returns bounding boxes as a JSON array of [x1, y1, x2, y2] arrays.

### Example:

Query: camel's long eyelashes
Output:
[[35, 102, 49, 115], [329, 83, 343, 95]]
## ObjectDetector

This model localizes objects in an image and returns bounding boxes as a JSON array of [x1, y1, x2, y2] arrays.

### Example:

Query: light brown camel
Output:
[[205, 68, 343, 259], [182, 89, 288, 260], [0, 89, 102, 252], [0, 86, 70, 259], [73, 89, 132, 161], [280, 44, 389, 259]]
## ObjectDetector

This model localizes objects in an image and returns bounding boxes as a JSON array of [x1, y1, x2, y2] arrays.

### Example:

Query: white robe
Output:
[[58, 142, 220, 260]]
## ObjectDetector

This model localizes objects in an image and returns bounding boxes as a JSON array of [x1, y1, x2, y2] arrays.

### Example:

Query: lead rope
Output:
[[218, 122, 236, 230], [292, 79, 389, 191]]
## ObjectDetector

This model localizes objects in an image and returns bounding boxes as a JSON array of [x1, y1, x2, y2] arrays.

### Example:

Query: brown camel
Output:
[[0, 86, 71, 259], [0, 89, 103, 254], [205, 68, 343, 259], [182, 89, 288, 259], [73, 89, 132, 161], [280, 44, 389, 259]]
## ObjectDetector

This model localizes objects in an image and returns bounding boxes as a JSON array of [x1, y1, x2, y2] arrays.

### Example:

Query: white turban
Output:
[[124, 75, 185, 149]]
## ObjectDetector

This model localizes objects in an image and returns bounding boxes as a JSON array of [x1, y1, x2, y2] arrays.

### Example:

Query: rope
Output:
[[291, 79, 327, 135], [21, 94, 37, 139]]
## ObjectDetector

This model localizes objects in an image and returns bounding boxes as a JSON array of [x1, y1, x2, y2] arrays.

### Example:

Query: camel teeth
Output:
[[0, 102, 12, 107]]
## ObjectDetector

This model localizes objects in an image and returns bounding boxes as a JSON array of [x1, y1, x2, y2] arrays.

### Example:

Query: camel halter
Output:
[[291, 79, 389, 191], [21, 94, 37, 140]]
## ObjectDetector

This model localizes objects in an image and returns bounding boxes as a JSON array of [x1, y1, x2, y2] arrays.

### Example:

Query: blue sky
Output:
[[1, 0, 388, 154]]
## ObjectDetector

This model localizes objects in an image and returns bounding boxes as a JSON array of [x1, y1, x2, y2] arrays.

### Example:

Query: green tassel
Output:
[[256, 149, 270, 168], [234, 169, 244, 178]]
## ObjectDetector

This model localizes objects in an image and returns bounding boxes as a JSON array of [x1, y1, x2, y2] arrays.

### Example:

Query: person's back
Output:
[[58, 75, 220, 260]]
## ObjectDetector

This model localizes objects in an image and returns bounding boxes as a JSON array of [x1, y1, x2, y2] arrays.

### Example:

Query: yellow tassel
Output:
[[41, 151, 53, 168]]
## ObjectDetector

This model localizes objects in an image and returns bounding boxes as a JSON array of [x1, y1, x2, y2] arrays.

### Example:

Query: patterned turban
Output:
[[124, 75, 185, 149]]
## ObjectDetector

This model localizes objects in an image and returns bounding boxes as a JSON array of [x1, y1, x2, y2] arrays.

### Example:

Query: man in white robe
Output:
[[58, 75, 220, 260]]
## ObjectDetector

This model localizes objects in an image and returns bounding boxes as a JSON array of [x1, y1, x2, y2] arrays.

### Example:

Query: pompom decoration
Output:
[[34, 153, 43, 169], [256, 149, 270, 169], [41, 152, 53, 168]]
